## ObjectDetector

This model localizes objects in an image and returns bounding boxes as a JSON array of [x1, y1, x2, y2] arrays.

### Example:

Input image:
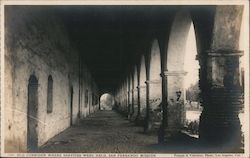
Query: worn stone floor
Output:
[[39, 110, 160, 153], [39, 110, 242, 153]]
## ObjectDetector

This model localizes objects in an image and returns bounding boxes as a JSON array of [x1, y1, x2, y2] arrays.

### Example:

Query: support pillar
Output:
[[131, 88, 138, 121], [144, 79, 162, 133], [144, 81, 150, 133], [162, 70, 187, 139], [129, 89, 134, 121], [199, 49, 243, 151], [135, 86, 141, 124], [127, 90, 131, 119], [136, 85, 147, 125]]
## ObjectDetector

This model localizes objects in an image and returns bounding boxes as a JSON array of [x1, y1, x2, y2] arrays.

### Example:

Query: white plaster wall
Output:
[[4, 6, 99, 152]]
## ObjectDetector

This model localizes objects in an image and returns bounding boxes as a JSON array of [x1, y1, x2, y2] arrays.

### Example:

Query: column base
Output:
[[199, 111, 242, 152], [162, 101, 185, 142], [199, 87, 243, 152], [135, 114, 145, 126], [130, 107, 138, 121], [144, 110, 162, 134]]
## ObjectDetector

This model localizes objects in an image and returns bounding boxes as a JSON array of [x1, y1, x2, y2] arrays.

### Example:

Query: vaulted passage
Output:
[[4, 4, 248, 155]]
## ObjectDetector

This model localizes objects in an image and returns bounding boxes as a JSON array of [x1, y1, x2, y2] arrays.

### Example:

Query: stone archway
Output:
[[137, 55, 147, 124], [164, 10, 198, 137], [145, 39, 162, 133], [131, 66, 139, 120], [128, 74, 134, 120], [100, 93, 115, 110], [126, 76, 132, 119], [27, 75, 38, 152], [160, 6, 245, 151]]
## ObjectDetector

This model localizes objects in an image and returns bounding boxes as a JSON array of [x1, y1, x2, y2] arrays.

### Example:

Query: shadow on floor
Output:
[[38, 110, 244, 153]]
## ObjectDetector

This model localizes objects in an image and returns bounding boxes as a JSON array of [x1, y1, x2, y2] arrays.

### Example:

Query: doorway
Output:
[[100, 93, 114, 110], [27, 75, 38, 152]]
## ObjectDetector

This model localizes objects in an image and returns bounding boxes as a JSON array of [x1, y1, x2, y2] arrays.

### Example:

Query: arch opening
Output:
[[131, 66, 139, 120], [139, 56, 147, 119], [126, 78, 130, 116], [149, 39, 162, 106], [183, 22, 201, 137], [100, 93, 115, 111], [128, 75, 134, 119], [146, 39, 162, 131], [165, 10, 201, 137]]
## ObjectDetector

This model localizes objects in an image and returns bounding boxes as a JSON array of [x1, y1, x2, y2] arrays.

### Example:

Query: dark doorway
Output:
[[27, 75, 38, 152], [47, 75, 53, 113], [70, 87, 73, 126]]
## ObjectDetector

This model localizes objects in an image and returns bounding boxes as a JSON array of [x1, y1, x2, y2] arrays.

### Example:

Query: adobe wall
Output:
[[4, 6, 98, 152]]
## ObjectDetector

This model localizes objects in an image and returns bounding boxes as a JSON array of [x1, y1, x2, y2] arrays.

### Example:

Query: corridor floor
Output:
[[39, 110, 243, 153], [39, 110, 160, 153]]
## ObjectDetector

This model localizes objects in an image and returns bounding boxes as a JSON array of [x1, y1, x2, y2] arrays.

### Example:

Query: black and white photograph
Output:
[[1, 0, 249, 157]]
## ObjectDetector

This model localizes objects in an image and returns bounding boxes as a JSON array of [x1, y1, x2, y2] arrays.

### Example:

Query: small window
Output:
[[47, 75, 53, 113]]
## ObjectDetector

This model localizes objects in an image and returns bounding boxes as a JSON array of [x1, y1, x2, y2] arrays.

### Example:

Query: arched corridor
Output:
[[2, 3, 249, 156]]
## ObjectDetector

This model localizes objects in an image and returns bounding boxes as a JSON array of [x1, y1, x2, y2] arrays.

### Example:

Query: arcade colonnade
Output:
[[114, 6, 244, 150]]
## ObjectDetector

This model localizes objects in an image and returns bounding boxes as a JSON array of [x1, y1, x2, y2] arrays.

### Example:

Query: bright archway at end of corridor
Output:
[[100, 93, 115, 110]]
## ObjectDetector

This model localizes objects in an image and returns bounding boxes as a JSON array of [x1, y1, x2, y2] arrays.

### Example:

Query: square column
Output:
[[135, 85, 147, 125], [127, 90, 131, 119], [131, 88, 138, 121], [128, 89, 134, 121], [162, 70, 187, 139], [199, 49, 243, 151], [144, 79, 162, 133]]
